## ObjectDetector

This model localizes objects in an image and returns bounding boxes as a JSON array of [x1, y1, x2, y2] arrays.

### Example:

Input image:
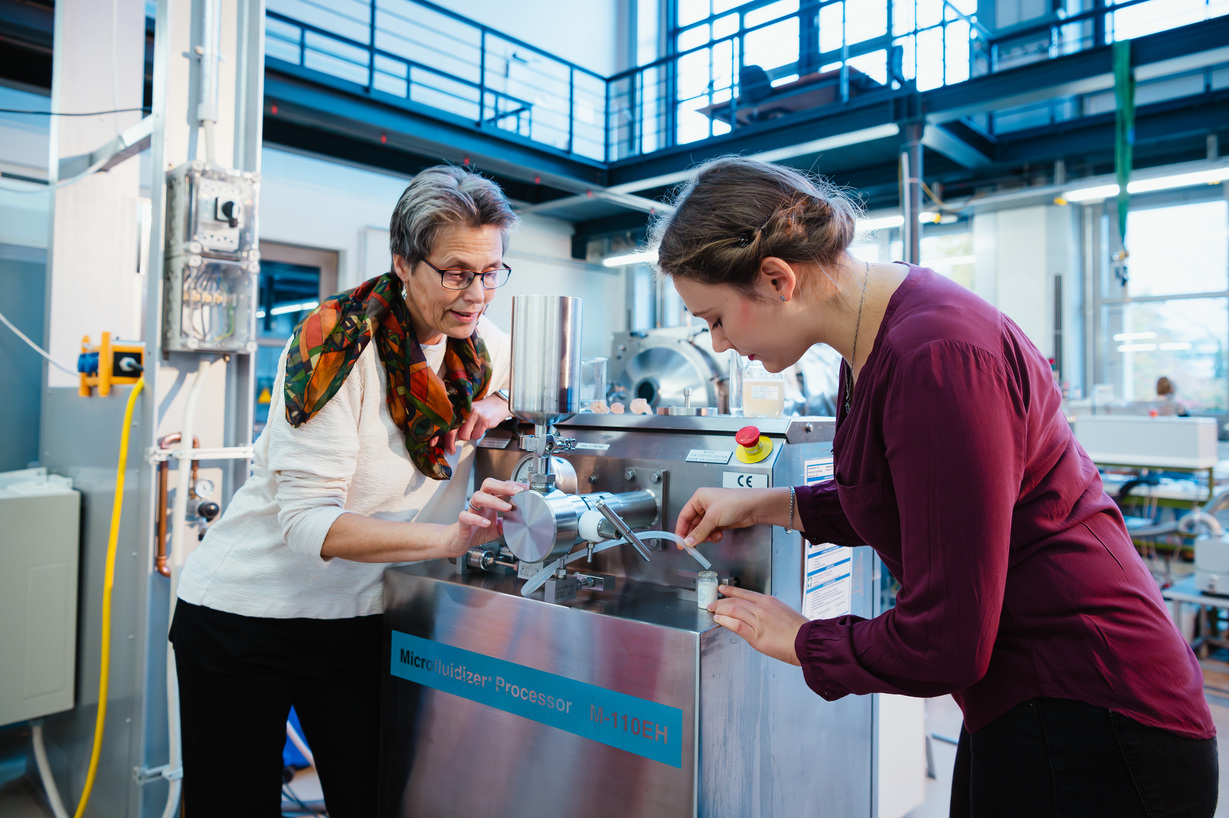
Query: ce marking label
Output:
[[723, 472, 769, 489]]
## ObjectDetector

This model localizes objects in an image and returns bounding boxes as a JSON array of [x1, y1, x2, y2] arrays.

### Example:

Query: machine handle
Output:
[[595, 499, 652, 563]]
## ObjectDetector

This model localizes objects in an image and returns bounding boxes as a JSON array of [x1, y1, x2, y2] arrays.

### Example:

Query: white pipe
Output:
[[196, 0, 220, 164], [31, 722, 71, 818], [161, 359, 212, 818]]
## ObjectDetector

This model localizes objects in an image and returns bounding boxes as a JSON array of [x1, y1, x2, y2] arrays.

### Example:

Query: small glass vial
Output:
[[696, 571, 719, 609]]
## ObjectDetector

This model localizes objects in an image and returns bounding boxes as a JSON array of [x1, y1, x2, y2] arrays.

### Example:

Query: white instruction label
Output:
[[803, 542, 852, 620], [722, 472, 769, 488], [803, 459, 834, 484], [574, 442, 610, 451], [686, 449, 732, 464]]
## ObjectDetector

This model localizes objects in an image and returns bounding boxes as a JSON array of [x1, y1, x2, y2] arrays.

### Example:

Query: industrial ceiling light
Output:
[[1063, 166, 1229, 203], [856, 212, 946, 232], [856, 215, 905, 231], [601, 251, 657, 267]]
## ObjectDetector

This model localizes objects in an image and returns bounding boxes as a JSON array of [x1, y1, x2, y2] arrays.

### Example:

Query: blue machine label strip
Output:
[[389, 630, 683, 768]]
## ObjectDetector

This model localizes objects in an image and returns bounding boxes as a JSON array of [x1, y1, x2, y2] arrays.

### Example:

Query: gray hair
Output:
[[649, 156, 862, 297], [389, 165, 519, 266]]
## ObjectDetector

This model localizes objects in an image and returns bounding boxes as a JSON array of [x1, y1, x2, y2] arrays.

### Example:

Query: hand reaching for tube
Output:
[[674, 487, 777, 547], [708, 584, 806, 666], [439, 478, 523, 558]]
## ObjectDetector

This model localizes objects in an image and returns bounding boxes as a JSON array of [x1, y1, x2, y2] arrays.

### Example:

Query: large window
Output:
[[1098, 198, 1229, 413]]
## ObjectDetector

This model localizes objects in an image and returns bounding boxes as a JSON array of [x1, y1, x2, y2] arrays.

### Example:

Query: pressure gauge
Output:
[[193, 478, 215, 499], [510, 455, 578, 495]]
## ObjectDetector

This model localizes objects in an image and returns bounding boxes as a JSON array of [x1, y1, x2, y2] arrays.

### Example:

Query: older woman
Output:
[[170, 166, 522, 815], [659, 157, 1217, 817]]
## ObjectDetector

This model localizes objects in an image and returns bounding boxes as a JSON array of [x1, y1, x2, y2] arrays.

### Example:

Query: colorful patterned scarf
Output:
[[283, 272, 491, 480]]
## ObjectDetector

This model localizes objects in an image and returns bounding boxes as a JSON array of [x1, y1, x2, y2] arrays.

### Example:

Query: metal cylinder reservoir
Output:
[[510, 294, 582, 425], [503, 490, 659, 564]]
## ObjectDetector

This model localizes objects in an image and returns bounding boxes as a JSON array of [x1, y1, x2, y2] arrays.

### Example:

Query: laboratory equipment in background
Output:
[[609, 326, 835, 417], [0, 469, 80, 725], [378, 295, 910, 818], [610, 326, 729, 411], [1072, 415, 1219, 470], [579, 356, 608, 405]]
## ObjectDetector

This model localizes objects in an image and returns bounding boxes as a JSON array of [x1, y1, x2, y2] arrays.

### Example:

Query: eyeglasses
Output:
[[421, 259, 513, 290]]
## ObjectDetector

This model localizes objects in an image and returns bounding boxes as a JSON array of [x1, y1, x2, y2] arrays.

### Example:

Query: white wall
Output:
[[259, 147, 413, 288], [259, 147, 625, 358], [453, 0, 631, 76], [972, 206, 1054, 356]]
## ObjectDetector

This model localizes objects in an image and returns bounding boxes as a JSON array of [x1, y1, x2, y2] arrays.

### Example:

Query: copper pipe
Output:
[[155, 433, 200, 578]]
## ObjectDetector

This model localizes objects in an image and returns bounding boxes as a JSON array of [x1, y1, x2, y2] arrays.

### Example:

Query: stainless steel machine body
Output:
[[380, 414, 878, 818]]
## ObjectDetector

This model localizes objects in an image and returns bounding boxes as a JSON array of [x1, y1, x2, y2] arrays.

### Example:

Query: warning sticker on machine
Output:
[[390, 630, 683, 768], [686, 449, 732, 464]]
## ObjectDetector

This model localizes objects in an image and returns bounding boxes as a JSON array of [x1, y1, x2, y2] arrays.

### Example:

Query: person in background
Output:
[[656, 156, 1217, 817], [170, 165, 522, 816], [1157, 375, 1190, 416]]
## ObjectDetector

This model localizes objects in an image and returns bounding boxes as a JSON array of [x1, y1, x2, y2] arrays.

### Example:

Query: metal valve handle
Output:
[[594, 499, 652, 563]]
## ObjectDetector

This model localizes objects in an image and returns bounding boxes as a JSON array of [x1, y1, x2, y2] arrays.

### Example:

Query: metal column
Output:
[[38, 0, 264, 816], [900, 120, 923, 265]]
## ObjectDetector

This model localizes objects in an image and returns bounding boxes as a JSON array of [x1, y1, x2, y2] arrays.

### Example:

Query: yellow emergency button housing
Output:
[[734, 425, 773, 464]]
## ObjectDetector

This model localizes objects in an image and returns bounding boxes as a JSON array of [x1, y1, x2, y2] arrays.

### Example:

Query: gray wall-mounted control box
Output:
[[163, 162, 261, 353]]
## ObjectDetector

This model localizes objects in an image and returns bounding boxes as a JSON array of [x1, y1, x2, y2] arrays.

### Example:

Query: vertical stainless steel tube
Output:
[[510, 294, 582, 427]]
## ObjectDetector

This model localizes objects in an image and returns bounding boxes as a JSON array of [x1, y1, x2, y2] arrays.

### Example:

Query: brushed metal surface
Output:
[[503, 488, 580, 563], [509, 294, 582, 425], [381, 413, 876, 817], [381, 566, 874, 817], [381, 573, 702, 818]]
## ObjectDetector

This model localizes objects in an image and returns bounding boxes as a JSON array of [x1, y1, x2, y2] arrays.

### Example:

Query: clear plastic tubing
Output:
[[519, 531, 712, 597]]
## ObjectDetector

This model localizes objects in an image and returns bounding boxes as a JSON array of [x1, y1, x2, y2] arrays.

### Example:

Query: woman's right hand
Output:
[[439, 477, 524, 559], [675, 487, 777, 546]]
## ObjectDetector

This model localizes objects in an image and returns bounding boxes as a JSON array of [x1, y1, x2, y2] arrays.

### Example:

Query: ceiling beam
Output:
[[922, 122, 994, 169]]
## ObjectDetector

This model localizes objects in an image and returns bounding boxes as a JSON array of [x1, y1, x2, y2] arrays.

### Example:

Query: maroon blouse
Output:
[[794, 266, 1214, 738]]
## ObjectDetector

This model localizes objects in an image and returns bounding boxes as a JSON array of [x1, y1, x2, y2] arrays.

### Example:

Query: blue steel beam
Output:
[[923, 122, 995, 169]]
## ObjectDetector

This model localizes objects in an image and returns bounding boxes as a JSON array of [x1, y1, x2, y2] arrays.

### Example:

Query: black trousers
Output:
[[950, 697, 1219, 818], [170, 601, 383, 818]]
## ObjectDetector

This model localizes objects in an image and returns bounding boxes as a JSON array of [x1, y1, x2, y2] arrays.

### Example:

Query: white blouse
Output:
[[176, 315, 512, 619]]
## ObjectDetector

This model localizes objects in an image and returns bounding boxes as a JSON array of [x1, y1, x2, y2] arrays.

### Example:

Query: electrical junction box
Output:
[[163, 161, 260, 353], [0, 468, 81, 724]]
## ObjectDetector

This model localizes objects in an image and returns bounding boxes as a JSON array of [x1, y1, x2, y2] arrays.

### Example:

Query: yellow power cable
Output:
[[74, 376, 144, 818]]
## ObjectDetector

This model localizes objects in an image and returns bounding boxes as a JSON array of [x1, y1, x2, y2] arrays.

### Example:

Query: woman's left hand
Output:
[[436, 394, 512, 455], [709, 584, 807, 666], [439, 477, 523, 558]]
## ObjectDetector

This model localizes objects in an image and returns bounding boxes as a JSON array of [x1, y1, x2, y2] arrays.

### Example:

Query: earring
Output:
[[780, 295, 786, 302]]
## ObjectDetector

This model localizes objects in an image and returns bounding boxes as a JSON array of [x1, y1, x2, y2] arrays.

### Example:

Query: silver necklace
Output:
[[844, 260, 870, 415]]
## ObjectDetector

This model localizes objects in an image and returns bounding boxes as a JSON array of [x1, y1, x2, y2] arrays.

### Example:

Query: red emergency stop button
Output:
[[735, 425, 773, 464]]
